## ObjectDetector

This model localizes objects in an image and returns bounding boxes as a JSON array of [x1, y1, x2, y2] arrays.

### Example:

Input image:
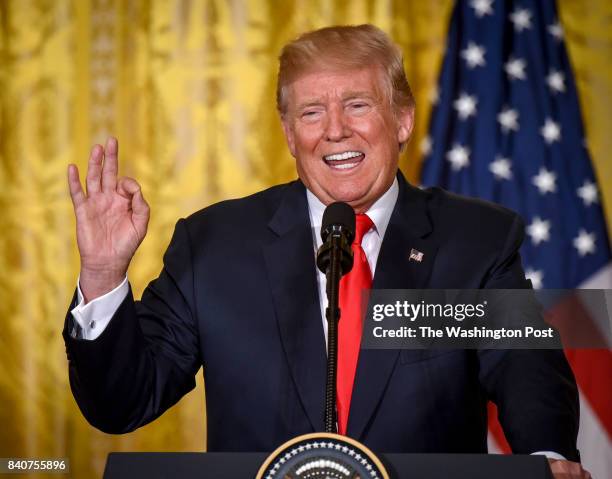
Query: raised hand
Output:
[[68, 137, 149, 302]]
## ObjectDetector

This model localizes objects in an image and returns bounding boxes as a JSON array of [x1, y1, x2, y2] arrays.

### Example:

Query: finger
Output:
[[67, 164, 86, 208], [102, 137, 118, 192], [549, 460, 586, 478], [117, 176, 142, 198], [131, 189, 150, 238], [119, 177, 149, 217], [86, 144, 104, 194], [118, 177, 150, 239], [131, 188, 150, 218], [568, 462, 583, 475]]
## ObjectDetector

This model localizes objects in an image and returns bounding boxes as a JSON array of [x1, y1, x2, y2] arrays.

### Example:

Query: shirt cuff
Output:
[[70, 276, 129, 340], [531, 451, 567, 461]]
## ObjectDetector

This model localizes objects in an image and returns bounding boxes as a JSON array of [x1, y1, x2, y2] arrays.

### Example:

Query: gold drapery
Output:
[[0, 1, 610, 477]]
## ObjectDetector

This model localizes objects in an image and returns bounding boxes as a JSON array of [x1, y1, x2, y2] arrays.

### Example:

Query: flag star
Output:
[[573, 229, 596, 256], [546, 70, 566, 93], [532, 167, 557, 194], [470, 0, 493, 17], [446, 144, 470, 171], [497, 107, 519, 132], [453, 93, 478, 120], [548, 22, 564, 40], [489, 156, 513, 180], [527, 217, 551, 245], [525, 269, 544, 289], [509, 8, 532, 32], [577, 180, 598, 206], [540, 118, 561, 144], [505, 57, 527, 80], [461, 42, 486, 68], [420, 135, 432, 155]]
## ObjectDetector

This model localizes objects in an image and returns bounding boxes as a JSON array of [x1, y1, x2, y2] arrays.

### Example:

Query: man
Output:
[[65, 25, 589, 478]]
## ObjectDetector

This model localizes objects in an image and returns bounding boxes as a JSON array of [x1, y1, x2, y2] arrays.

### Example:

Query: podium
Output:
[[103, 452, 553, 478]]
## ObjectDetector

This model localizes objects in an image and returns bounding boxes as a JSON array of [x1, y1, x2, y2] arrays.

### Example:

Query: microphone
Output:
[[316, 202, 355, 433], [316, 202, 355, 276]]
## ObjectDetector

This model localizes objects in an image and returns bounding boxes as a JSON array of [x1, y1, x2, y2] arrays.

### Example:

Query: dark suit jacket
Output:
[[63, 173, 579, 459]]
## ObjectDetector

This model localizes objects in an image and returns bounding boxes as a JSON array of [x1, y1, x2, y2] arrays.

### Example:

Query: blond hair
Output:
[[277, 24, 415, 115]]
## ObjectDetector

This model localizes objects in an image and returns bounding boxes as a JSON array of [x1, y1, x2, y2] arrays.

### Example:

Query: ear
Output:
[[396, 106, 415, 147], [281, 116, 297, 158]]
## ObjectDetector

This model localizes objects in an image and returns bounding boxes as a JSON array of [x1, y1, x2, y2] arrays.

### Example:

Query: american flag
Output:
[[420, 0, 612, 475]]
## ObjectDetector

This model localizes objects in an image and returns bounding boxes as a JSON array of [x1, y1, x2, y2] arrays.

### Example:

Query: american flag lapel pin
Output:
[[409, 248, 424, 263]]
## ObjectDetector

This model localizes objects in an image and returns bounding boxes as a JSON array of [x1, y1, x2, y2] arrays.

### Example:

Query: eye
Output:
[[300, 110, 323, 121], [347, 102, 371, 113]]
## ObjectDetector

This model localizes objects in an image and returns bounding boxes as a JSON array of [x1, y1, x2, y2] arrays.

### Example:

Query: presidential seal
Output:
[[256, 432, 389, 479]]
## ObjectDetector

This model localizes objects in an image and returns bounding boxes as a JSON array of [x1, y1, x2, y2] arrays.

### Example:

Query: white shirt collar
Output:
[[306, 177, 399, 247]]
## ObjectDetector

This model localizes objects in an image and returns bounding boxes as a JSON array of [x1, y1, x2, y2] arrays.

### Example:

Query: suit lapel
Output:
[[348, 173, 439, 439], [262, 180, 327, 432]]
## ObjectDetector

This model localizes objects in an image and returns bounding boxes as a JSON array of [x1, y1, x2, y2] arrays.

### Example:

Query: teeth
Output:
[[324, 151, 363, 161], [330, 162, 359, 170]]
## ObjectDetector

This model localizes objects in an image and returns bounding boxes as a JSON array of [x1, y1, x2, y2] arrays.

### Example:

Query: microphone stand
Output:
[[318, 227, 353, 434], [324, 234, 342, 433]]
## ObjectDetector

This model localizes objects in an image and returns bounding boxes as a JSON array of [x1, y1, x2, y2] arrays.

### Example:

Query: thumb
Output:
[[131, 188, 150, 238], [117, 177, 150, 239]]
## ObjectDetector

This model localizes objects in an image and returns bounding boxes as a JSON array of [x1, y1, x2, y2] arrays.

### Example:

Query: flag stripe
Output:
[[487, 402, 512, 454], [565, 349, 612, 439], [576, 388, 612, 479]]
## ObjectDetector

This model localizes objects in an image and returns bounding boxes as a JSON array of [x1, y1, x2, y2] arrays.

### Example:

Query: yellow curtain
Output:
[[0, 1, 609, 477]]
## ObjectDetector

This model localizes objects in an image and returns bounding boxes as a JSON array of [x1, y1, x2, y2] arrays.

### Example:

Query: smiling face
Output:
[[281, 67, 414, 213]]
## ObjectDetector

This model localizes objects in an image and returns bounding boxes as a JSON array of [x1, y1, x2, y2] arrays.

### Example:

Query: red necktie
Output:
[[337, 213, 374, 435]]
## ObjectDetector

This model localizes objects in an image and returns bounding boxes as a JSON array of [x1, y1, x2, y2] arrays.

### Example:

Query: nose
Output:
[[325, 105, 352, 142]]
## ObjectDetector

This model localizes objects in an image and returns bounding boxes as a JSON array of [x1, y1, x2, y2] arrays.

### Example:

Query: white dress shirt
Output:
[[71, 275, 129, 340], [306, 178, 398, 343]]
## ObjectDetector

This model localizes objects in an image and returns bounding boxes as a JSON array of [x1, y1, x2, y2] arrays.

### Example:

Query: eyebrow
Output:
[[296, 100, 325, 110], [342, 91, 377, 101]]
